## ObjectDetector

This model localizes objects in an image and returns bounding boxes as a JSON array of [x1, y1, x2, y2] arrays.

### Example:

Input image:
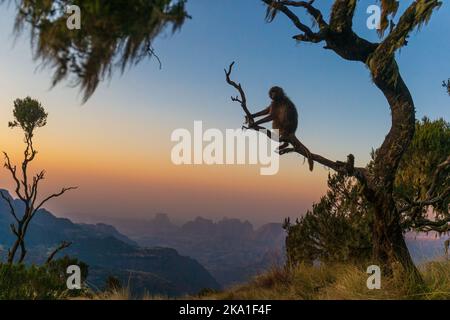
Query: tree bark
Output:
[[371, 192, 420, 280], [7, 238, 20, 264], [320, 23, 420, 279], [260, 0, 442, 284], [365, 57, 422, 281], [7, 226, 25, 264]]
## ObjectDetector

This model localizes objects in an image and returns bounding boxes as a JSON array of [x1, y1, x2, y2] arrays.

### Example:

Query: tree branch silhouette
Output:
[[2, 97, 77, 264], [251, 0, 442, 278], [224, 62, 366, 181], [46, 241, 73, 264]]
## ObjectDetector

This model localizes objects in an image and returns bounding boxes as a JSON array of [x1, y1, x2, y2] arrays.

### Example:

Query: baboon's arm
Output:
[[251, 106, 271, 118]]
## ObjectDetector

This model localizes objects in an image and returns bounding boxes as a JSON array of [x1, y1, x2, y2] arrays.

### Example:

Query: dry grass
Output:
[[202, 261, 450, 300], [92, 288, 169, 300], [96, 261, 450, 300]]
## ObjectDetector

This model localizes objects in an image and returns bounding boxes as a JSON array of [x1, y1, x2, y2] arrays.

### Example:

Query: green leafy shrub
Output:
[[395, 117, 450, 228], [284, 173, 373, 266], [0, 257, 88, 300], [285, 118, 450, 266]]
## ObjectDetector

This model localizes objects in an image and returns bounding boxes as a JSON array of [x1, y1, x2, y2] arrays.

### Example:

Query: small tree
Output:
[[284, 173, 373, 266], [1, 97, 77, 264], [396, 118, 450, 233], [285, 118, 450, 266], [0, 256, 89, 299]]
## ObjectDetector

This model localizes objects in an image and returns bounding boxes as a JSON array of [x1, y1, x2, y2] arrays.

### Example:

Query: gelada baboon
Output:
[[246, 86, 314, 171]]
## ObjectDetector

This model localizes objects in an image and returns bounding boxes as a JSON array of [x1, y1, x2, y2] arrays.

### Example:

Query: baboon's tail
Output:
[[305, 149, 314, 172], [291, 135, 314, 171]]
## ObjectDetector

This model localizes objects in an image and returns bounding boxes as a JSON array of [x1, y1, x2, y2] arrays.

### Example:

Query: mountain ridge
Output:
[[0, 189, 220, 297], [98, 213, 449, 286]]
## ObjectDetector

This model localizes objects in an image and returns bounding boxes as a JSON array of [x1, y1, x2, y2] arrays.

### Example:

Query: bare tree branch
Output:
[[9, 224, 19, 237], [30, 170, 45, 205], [398, 155, 450, 214], [399, 191, 450, 214], [225, 62, 253, 124], [3, 97, 77, 264], [0, 191, 19, 223], [21, 136, 37, 199], [46, 241, 72, 264], [262, 0, 378, 62], [263, 0, 312, 34], [224, 62, 366, 181], [3, 152, 26, 202], [262, 0, 325, 43], [278, 0, 327, 28], [427, 155, 450, 199], [3, 152, 76, 263], [408, 217, 450, 233], [34, 187, 78, 213]]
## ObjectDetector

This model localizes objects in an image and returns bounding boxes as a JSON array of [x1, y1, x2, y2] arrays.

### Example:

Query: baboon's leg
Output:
[[277, 141, 290, 152]]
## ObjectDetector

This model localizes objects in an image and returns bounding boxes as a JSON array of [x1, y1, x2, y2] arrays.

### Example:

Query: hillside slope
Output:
[[0, 190, 220, 297], [202, 261, 450, 300]]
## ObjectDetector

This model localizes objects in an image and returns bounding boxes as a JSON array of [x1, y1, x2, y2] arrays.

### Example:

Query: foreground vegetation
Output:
[[95, 260, 450, 300], [0, 257, 88, 300], [3, 260, 448, 300], [202, 261, 450, 300]]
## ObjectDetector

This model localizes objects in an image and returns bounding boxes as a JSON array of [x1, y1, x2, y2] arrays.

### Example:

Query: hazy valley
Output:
[[1, 189, 448, 297]]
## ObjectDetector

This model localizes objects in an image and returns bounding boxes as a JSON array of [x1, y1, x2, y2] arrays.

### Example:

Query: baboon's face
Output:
[[269, 86, 284, 101]]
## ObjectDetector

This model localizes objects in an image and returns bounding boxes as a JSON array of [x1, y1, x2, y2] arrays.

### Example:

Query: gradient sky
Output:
[[0, 1, 449, 225]]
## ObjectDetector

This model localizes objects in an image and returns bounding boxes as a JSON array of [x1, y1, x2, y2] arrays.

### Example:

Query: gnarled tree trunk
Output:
[[255, 0, 441, 282], [366, 58, 420, 279], [312, 29, 420, 277]]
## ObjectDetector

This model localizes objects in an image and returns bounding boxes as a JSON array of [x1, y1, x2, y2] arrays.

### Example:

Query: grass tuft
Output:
[[201, 261, 450, 300]]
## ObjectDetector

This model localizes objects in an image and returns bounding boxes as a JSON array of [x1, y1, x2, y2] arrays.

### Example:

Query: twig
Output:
[[46, 241, 72, 264], [224, 61, 365, 180]]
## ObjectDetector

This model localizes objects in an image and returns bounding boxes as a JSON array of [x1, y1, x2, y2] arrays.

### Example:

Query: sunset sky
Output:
[[0, 1, 449, 225]]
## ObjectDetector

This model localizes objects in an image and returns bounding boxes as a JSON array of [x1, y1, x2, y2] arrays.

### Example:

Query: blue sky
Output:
[[0, 1, 449, 224], [119, 0, 449, 163]]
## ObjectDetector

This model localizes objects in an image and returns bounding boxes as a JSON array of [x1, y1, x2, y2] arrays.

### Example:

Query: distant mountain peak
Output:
[[0, 197, 219, 296]]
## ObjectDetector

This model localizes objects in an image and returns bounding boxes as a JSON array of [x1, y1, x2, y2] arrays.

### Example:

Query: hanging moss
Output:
[[8, 0, 189, 102]]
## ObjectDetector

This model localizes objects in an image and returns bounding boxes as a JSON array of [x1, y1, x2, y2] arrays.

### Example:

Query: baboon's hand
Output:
[[245, 115, 254, 126]]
